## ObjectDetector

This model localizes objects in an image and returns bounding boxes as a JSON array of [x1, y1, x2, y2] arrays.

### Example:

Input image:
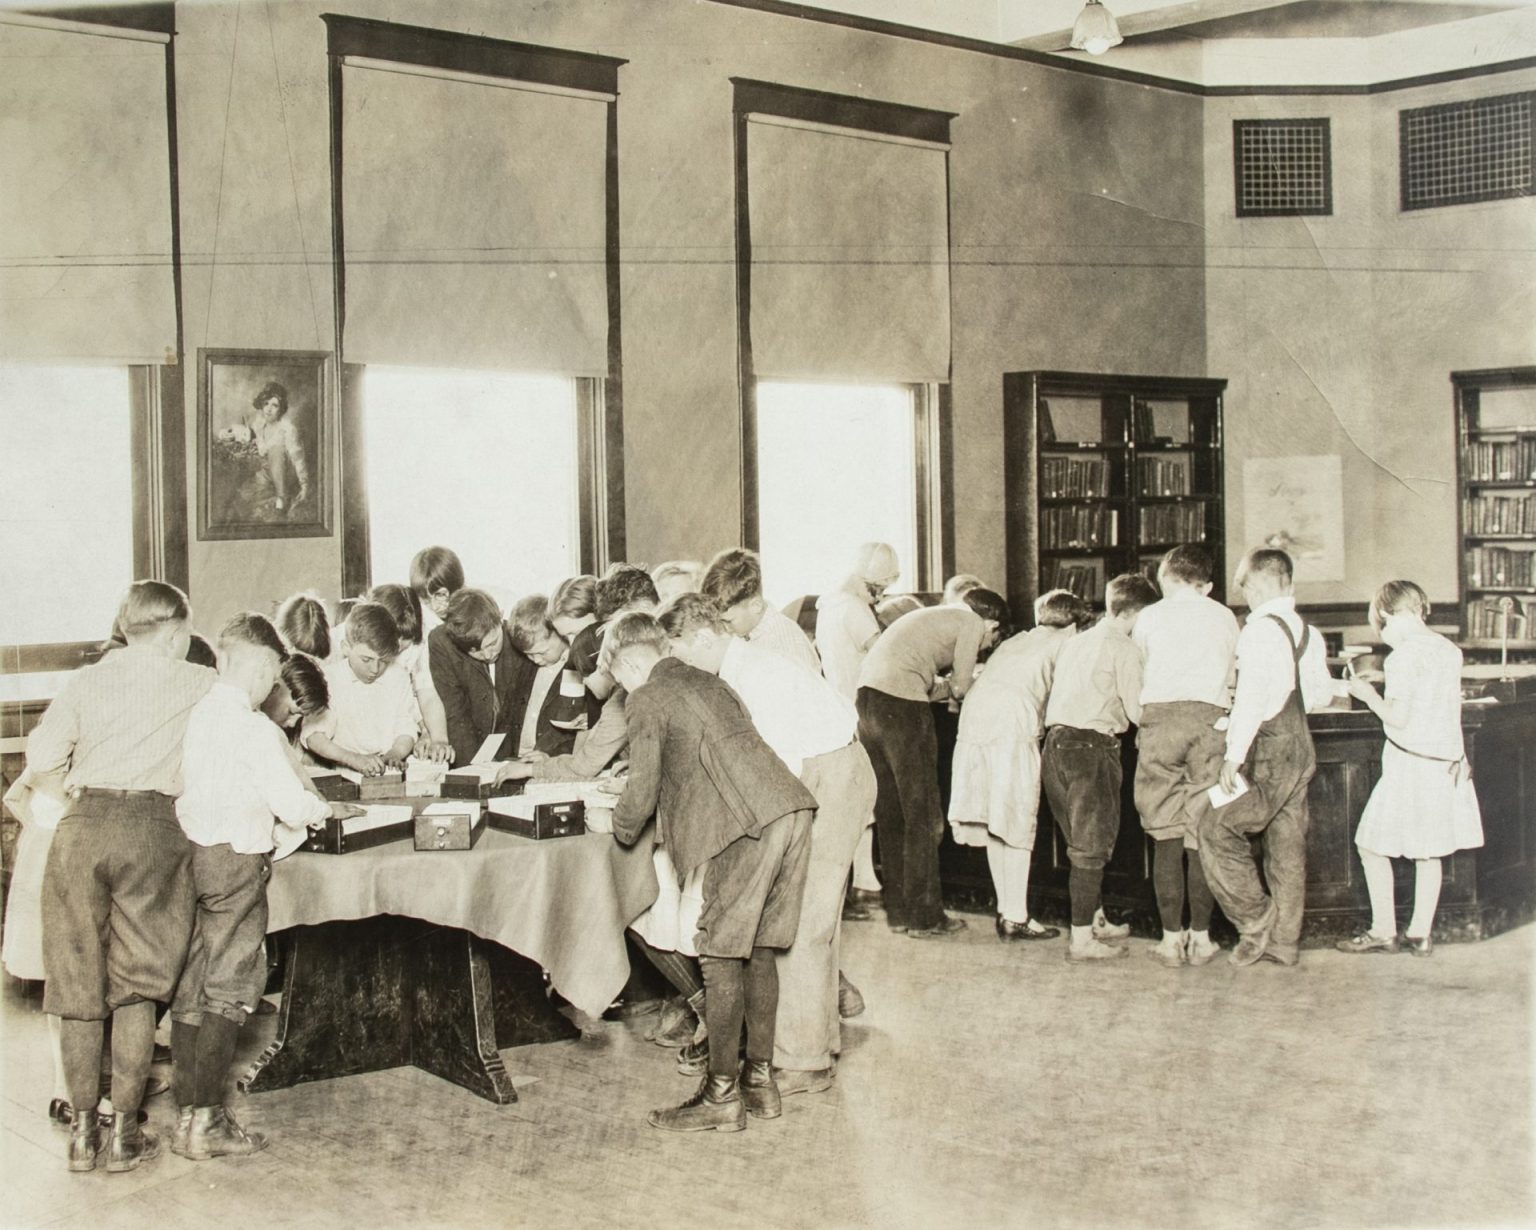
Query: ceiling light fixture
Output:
[[1070, 0, 1123, 55]]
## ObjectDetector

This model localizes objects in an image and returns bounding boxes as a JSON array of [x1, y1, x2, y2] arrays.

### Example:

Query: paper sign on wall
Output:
[[1242, 455, 1345, 582]]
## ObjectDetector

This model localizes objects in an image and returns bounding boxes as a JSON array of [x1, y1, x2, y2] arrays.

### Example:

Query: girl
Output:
[[275, 592, 331, 661], [949, 589, 1088, 941], [1338, 581, 1483, 956]]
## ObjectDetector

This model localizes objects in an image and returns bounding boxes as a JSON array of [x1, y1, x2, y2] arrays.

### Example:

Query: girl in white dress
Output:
[[948, 589, 1089, 940], [1339, 580, 1483, 956]]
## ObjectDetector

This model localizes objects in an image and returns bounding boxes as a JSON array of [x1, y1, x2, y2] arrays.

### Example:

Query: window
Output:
[[0, 365, 134, 650], [754, 381, 936, 601], [361, 368, 582, 602], [1401, 91, 1534, 211], [1233, 119, 1332, 217]]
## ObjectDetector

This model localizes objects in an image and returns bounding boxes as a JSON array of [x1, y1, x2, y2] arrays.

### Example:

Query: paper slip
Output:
[[448, 762, 502, 783], [343, 805, 412, 834], [1207, 775, 1249, 809], [422, 800, 482, 820], [309, 765, 363, 784], [471, 734, 506, 765], [405, 757, 450, 782]]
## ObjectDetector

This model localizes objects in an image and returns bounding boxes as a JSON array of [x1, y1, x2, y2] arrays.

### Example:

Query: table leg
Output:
[[409, 928, 517, 1103]]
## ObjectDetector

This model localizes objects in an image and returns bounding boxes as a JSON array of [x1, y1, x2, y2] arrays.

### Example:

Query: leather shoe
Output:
[[996, 917, 1060, 942], [848, 887, 883, 909], [67, 1113, 102, 1173], [906, 914, 968, 939], [49, 1099, 147, 1131], [837, 972, 866, 1019], [170, 1105, 194, 1157], [105, 1111, 160, 1173], [1401, 933, 1434, 957], [772, 1065, 835, 1097], [648, 1074, 746, 1132], [185, 1105, 267, 1160], [841, 899, 873, 922], [738, 1059, 782, 1119], [676, 1037, 709, 1076], [1336, 931, 1399, 955]]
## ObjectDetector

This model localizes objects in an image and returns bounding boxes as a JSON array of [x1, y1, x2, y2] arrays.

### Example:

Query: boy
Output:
[[605, 612, 817, 1132], [1132, 546, 1239, 967], [1041, 573, 1160, 961], [662, 594, 876, 1097], [303, 602, 417, 773], [169, 614, 342, 1160], [701, 547, 821, 677], [27, 580, 215, 1173], [1200, 548, 1333, 967]]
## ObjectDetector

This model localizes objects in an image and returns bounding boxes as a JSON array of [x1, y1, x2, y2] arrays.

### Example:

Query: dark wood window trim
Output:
[[327, 16, 627, 594], [19, 3, 174, 36], [731, 77, 956, 144]]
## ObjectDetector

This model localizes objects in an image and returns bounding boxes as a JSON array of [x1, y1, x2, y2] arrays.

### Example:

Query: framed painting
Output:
[[197, 348, 333, 540]]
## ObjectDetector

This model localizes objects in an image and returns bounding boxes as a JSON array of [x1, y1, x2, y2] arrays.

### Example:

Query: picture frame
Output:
[[197, 348, 334, 541]]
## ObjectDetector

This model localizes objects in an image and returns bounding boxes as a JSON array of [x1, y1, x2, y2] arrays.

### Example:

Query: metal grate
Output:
[[1233, 119, 1332, 217], [1401, 92, 1534, 211]]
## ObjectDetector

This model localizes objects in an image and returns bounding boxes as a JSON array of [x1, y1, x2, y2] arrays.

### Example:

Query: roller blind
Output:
[[341, 61, 610, 375], [0, 19, 176, 364], [747, 117, 951, 383]]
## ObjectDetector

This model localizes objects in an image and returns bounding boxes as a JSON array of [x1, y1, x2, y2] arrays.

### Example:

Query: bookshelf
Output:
[[1003, 371, 1227, 614], [1455, 367, 1536, 652]]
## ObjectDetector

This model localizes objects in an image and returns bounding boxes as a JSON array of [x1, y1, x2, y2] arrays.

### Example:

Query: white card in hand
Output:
[[471, 734, 505, 765], [1208, 774, 1249, 809]]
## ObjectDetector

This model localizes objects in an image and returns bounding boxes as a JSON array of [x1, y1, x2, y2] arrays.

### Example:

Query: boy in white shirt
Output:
[[1132, 545, 1239, 968], [1199, 548, 1334, 967], [170, 614, 344, 1161], [303, 602, 419, 773], [701, 547, 822, 677]]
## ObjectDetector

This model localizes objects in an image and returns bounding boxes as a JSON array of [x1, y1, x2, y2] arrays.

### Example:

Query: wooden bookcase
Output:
[[1455, 366, 1536, 654], [1002, 371, 1227, 615]]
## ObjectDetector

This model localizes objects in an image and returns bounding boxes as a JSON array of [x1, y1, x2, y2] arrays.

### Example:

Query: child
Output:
[[857, 589, 1009, 937], [942, 574, 986, 606], [605, 613, 817, 1132], [27, 580, 215, 1173], [650, 560, 704, 605], [367, 583, 452, 761], [303, 602, 417, 773], [1041, 573, 1160, 961], [275, 592, 331, 660], [168, 614, 340, 1160], [409, 545, 465, 635], [950, 589, 1090, 942], [1200, 548, 1334, 967], [701, 547, 821, 677], [1131, 546, 1239, 968], [1338, 581, 1483, 956]]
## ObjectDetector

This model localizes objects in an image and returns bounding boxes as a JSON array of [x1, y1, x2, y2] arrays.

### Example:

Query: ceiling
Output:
[[785, 0, 1536, 87]]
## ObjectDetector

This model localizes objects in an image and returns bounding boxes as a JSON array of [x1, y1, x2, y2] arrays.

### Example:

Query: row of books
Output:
[[1131, 398, 1183, 446], [1464, 493, 1536, 536], [1136, 457, 1191, 496], [1045, 561, 1103, 601], [1464, 438, 1536, 482], [1136, 503, 1206, 546], [1465, 597, 1536, 641], [1467, 545, 1536, 589], [1041, 505, 1118, 549], [1040, 456, 1110, 498]]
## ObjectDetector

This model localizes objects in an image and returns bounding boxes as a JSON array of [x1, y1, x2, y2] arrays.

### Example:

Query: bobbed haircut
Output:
[[657, 592, 729, 640], [409, 546, 465, 598], [1106, 573, 1160, 618], [599, 611, 669, 674], [219, 612, 287, 659], [368, 583, 422, 645], [550, 575, 599, 622], [700, 548, 763, 608], [1371, 579, 1430, 630], [345, 601, 400, 657], [962, 587, 1011, 628], [280, 652, 330, 716], [509, 594, 553, 653], [117, 580, 191, 640], [443, 588, 503, 653], [1034, 588, 1091, 629], [1159, 544, 1215, 587], [276, 593, 331, 660], [595, 564, 660, 621], [1238, 547, 1294, 587]]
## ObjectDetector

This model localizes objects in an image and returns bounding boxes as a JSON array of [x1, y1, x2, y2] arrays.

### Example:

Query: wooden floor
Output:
[[1, 913, 1532, 1230]]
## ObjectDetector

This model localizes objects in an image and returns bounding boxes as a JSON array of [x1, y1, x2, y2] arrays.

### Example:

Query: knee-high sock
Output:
[[1151, 839, 1186, 932], [1187, 848, 1215, 932], [986, 840, 1034, 924], [631, 934, 704, 999], [851, 825, 880, 892], [1407, 858, 1443, 940], [47, 1015, 69, 1103], [743, 946, 778, 1064], [699, 956, 745, 1079], [1068, 866, 1102, 928], [109, 1001, 156, 1115], [1360, 849, 1397, 937], [59, 1018, 101, 1112], [171, 1019, 201, 1108], [194, 1015, 241, 1108]]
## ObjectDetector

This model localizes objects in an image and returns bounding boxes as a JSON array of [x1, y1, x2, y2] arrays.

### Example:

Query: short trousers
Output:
[[695, 809, 813, 960], [171, 842, 272, 1025]]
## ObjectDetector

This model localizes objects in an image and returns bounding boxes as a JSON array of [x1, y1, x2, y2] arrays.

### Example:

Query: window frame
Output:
[[1399, 90, 1535, 212], [1232, 118, 1333, 218]]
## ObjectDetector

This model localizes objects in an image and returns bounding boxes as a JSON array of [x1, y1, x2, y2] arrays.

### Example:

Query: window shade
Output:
[[746, 118, 950, 383], [0, 20, 176, 363], [341, 62, 610, 375]]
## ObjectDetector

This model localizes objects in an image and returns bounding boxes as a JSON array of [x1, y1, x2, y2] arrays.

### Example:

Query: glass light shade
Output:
[[1070, 0, 1123, 54]]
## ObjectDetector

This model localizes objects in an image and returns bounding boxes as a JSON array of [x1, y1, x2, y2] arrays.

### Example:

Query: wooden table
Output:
[[240, 826, 657, 1104]]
